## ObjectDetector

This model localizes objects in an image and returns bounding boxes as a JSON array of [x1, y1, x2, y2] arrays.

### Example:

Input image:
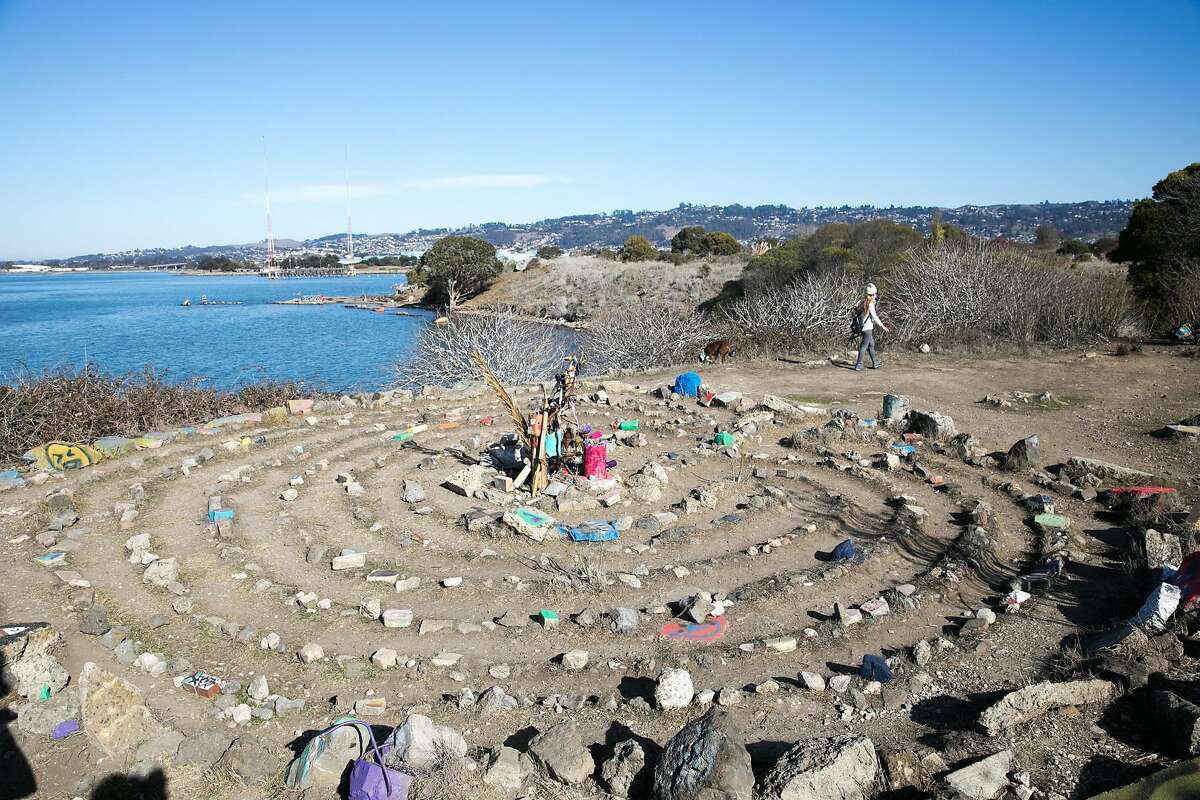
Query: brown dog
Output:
[[701, 339, 735, 362]]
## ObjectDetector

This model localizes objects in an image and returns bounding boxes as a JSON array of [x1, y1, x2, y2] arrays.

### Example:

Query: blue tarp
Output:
[[672, 371, 702, 398], [558, 521, 620, 543], [859, 654, 893, 683], [831, 539, 855, 561]]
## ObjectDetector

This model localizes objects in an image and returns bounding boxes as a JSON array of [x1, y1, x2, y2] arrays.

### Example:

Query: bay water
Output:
[[0, 271, 430, 391]]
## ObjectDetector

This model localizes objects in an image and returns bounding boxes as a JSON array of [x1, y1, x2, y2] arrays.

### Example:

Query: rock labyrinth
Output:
[[1, 373, 1146, 798]]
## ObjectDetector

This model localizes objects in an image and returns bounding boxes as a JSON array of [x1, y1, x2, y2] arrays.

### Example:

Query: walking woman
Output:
[[853, 283, 889, 370]]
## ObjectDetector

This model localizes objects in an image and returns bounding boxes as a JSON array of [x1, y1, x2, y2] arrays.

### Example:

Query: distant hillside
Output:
[[41, 199, 1133, 267]]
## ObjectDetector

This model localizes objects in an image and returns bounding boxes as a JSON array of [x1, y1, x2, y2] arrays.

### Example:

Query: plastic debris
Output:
[[558, 521, 619, 543], [672, 371, 702, 398], [1130, 582, 1181, 633], [859, 654, 893, 683], [659, 616, 728, 642], [713, 432, 735, 447], [831, 539, 856, 562], [51, 719, 80, 740]]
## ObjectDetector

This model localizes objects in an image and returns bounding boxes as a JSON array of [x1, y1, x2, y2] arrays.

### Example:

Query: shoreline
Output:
[[1, 267, 410, 277]]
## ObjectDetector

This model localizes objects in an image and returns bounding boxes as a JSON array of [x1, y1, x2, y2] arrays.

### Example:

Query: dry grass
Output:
[[467, 254, 746, 321], [0, 363, 316, 463]]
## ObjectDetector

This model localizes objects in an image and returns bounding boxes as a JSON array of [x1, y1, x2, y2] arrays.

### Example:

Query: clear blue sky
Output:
[[2, 0, 1198, 259]]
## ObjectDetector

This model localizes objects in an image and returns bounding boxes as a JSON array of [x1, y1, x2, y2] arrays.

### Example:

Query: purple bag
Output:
[[334, 721, 412, 800]]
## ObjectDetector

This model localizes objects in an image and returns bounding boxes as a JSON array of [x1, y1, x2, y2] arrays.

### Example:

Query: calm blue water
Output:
[[0, 272, 431, 391]]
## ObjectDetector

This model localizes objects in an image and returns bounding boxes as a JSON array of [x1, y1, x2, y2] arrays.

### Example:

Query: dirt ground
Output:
[[0, 344, 1197, 800]]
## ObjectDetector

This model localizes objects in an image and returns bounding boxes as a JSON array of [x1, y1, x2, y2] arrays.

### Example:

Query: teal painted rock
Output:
[[1034, 513, 1070, 530]]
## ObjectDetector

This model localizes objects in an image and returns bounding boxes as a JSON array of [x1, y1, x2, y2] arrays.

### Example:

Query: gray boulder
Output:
[[79, 604, 111, 636], [758, 735, 878, 800], [12, 652, 69, 698], [527, 720, 594, 785], [907, 411, 956, 441], [1061, 456, 1152, 485], [16, 690, 79, 736], [483, 746, 533, 790], [1003, 435, 1040, 471], [1152, 690, 1200, 756], [980, 679, 1115, 736], [176, 730, 235, 768], [385, 713, 467, 770], [602, 739, 649, 798], [142, 557, 178, 588], [219, 737, 283, 784], [652, 707, 754, 800], [943, 751, 1012, 800]]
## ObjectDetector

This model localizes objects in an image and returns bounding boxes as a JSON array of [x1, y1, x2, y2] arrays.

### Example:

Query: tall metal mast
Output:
[[344, 143, 353, 261], [263, 138, 276, 277]]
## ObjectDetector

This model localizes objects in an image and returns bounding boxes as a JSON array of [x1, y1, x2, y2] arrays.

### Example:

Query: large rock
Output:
[[1152, 691, 1200, 756], [385, 713, 467, 770], [652, 708, 754, 800], [906, 411, 956, 441], [176, 730, 236, 768], [655, 668, 695, 710], [78, 662, 169, 764], [16, 690, 79, 736], [1061, 457, 1153, 485], [142, 557, 178, 588], [1142, 529, 1183, 571], [943, 751, 1012, 800], [527, 720, 594, 785], [602, 739, 649, 798], [484, 746, 533, 790], [979, 679, 1115, 735], [79, 604, 111, 636], [758, 735, 878, 800], [1003, 435, 1040, 471], [219, 737, 282, 783], [12, 653, 69, 698]]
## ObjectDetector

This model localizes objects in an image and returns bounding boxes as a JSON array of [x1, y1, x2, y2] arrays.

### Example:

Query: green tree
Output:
[[704, 231, 741, 256], [740, 219, 921, 294], [619, 235, 657, 262], [419, 236, 503, 305], [1113, 163, 1200, 301], [1056, 239, 1090, 256], [671, 226, 709, 254], [536, 245, 563, 260]]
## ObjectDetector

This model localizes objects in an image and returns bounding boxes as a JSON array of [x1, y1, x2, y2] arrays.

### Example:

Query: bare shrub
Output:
[[580, 300, 710, 374], [889, 241, 1134, 345], [1162, 258, 1200, 326], [722, 270, 859, 349], [0, 364, 311, 463], [395, 307, 568, 387]]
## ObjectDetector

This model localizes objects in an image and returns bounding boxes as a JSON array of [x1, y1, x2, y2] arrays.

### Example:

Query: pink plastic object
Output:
[[583, 442, 608, 479]]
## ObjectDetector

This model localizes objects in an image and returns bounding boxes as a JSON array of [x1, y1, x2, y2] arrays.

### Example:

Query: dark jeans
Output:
[[855, 330, 878, 368]]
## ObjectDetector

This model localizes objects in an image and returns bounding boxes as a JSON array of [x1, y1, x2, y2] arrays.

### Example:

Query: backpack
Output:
[[850, 306, 864, 336]]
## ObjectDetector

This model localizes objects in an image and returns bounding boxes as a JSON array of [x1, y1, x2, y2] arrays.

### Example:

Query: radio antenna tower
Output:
[[263, 138, 278, 278], [343, 144, 355, 265]]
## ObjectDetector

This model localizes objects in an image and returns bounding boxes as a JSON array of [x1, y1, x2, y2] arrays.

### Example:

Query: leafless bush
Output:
[[395, 306, 569, 387], [580, 300, 711, 374], [889, 241, 1134, 345], [1162, 258, 1200, 326], [0, 364, 311, 463], [722, 270, 859, 349]]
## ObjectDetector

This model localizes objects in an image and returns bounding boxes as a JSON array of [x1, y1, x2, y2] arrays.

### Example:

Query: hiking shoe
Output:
[[872, 363, 883, 369], [854, 364, 864, 371]]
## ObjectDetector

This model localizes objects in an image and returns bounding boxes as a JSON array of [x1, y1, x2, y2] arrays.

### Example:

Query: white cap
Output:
[[865, 283, 877, 295]]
